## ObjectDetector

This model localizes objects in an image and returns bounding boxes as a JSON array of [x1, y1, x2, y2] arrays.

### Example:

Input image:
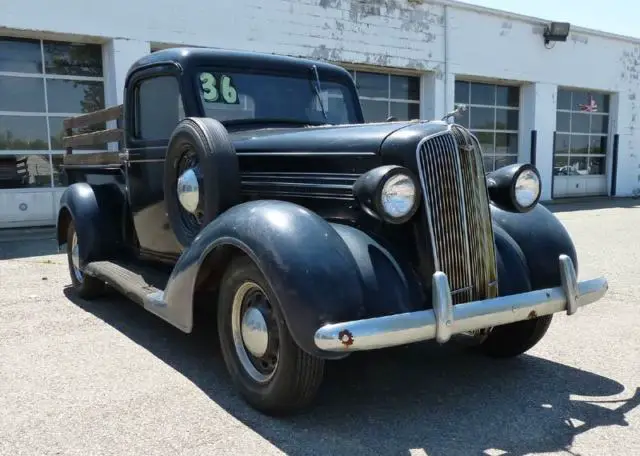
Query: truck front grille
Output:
[[416, 124, 498, 304]]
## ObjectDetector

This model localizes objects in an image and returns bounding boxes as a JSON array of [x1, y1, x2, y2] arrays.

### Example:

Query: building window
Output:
[[0, 37, 104, 190], [454, 80, 520, 172], [347, 69, 420, 122], [553, 89, 610, 176]]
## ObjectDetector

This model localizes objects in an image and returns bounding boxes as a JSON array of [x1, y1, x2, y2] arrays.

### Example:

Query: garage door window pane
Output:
[[0, 116, 48, 150], [589, 136, 607, 155], [0, 154, 51, 189], [496, 85, 519, 108], [390, 75, 419, 100], [46, 79, 105, 114], [495, 133, 518, 155], [590, 115, 609, 134], [557, 89, 572, 110], [390, 101, 419, 121], [356, 72, 388, 98], [570, 135, 589, 154], [571, 112, 590, 133], [0, 37, 42, 74], [455, 81, 469, 104], [470, 82, 495, 105], [556, 112, 570, 133], [495, 108, 518, 130], [588, 157, 606, 175], [0, 76, 46, 112], [554, 134, 570, 154], [470, 107, 494, 130], [553, 156, 568, 175], [43, 41, 103, 77], [360, 99, 389, 122]]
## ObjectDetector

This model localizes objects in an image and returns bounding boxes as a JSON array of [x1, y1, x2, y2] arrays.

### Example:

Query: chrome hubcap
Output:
[[177, 167, 200, 214], [70, 231, 83, 282], [231, 282, 279, 383], [241, 307, 269, 357]]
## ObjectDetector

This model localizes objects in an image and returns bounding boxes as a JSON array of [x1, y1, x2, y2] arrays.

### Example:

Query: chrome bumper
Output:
[[314, 255, 608, 352]]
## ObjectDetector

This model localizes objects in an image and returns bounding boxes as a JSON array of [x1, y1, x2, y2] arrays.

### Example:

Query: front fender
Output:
[[56, 182, 124, 266], [162, 200, 420, 359], [491, 203, 578, 290]]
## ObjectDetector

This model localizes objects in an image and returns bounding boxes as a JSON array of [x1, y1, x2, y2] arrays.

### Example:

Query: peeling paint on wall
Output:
[[500, 21, 512, 37], [571, 34, 589, 45]]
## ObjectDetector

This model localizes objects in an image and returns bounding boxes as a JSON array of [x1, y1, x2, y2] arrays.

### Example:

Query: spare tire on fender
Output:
[[164, 117, 241, 247]]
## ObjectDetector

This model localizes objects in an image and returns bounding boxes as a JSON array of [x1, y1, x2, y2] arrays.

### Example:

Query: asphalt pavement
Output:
[[0, 199, 638, 456]]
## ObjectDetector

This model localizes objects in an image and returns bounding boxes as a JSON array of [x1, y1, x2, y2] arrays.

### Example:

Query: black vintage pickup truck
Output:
[[57, 47, 609, 415]]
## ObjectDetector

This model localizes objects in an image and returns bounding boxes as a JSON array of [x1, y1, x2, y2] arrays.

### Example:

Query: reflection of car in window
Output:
[[55, 47, 610, 417], [0, 156, 30, 189]]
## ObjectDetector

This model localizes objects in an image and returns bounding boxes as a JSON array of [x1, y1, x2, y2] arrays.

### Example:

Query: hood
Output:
[[228, 121, 418, 155]]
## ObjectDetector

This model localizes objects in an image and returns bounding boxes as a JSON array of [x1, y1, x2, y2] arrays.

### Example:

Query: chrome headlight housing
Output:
[[486, 163, 541, 213], [514, 168, 541, 209], [353, 165, 421, 224]]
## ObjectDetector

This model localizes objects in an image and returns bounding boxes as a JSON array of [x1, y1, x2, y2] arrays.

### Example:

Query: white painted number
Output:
[[199, 72, 238, 104]]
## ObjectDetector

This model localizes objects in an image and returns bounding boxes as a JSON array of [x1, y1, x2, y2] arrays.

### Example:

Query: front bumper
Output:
[[314, 254, 608, 352]]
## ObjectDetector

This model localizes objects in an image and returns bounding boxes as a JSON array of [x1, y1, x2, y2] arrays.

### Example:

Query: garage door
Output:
[[0, 36, 106, 228], [553, 88, 610, 198]]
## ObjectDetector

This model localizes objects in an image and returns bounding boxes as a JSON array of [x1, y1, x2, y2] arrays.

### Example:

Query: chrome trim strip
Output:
[[314, 255, 609, 352]]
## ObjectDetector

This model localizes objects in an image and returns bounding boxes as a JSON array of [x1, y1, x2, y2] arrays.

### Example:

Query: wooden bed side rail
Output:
[[62, 105, 124, 153]]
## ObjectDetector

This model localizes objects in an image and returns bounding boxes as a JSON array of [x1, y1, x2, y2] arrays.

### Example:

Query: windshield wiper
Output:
[[310, 64, 328, 122]]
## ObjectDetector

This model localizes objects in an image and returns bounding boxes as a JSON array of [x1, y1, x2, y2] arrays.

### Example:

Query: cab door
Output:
[[124, 65, 187, 261]]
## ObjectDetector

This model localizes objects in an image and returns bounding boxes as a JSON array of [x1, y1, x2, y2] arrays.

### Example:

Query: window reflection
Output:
[[43, 41, 103, 77], [0, 116, 48, 150], [0, 154, 51, 189], [46, 79, 105, 114], [48, 117, 108, 151], [0, 76, 46, 112], [0, 37, 42, 73]]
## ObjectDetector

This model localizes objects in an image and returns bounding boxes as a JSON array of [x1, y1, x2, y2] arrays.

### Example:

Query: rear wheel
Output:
[[474, 315, 554, 358], [66, 221, 106, 299], [217, 255, 325, 415]]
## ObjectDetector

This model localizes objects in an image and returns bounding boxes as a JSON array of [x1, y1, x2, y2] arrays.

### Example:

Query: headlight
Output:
[[514, 168, 540, 209], [380, 174, 417, 219], [353, 165, 421, 224], [486, 163, 541, 213]]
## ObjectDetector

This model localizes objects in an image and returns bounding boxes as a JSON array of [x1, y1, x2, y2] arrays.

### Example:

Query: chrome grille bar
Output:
[[416, 125, 499, 304]]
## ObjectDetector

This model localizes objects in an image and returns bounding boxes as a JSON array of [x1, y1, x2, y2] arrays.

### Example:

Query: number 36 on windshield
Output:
[[199, 72, 239, 104]]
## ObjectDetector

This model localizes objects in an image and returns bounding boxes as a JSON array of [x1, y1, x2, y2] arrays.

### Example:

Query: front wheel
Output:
[[217, 255, 325, 415], [65, 221, 106, 299], [475, 314, 554, 358]]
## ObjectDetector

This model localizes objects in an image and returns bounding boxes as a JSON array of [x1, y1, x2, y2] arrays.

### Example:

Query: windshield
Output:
[[195, 69, 359, 126]]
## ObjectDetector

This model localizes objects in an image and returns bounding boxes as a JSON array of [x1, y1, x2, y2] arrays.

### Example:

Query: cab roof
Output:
[[127, 47, 352, 80]]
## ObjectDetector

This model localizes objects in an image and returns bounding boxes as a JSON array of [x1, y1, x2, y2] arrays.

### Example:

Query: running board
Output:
[[83, 260, 169, 309]]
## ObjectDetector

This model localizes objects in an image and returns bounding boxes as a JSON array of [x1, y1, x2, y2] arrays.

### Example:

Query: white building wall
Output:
[[2, 0, 640, 229]]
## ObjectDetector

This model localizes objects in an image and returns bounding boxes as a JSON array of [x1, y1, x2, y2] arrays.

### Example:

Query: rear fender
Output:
[[56, 182, 124, 266], [162, 200, 420, 359]]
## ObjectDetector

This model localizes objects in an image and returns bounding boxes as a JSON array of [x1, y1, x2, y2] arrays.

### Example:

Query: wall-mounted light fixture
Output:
[[543, 22, 571, 47]]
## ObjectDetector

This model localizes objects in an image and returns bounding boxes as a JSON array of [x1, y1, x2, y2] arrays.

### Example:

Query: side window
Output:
[[135, 75, 183, 140]]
